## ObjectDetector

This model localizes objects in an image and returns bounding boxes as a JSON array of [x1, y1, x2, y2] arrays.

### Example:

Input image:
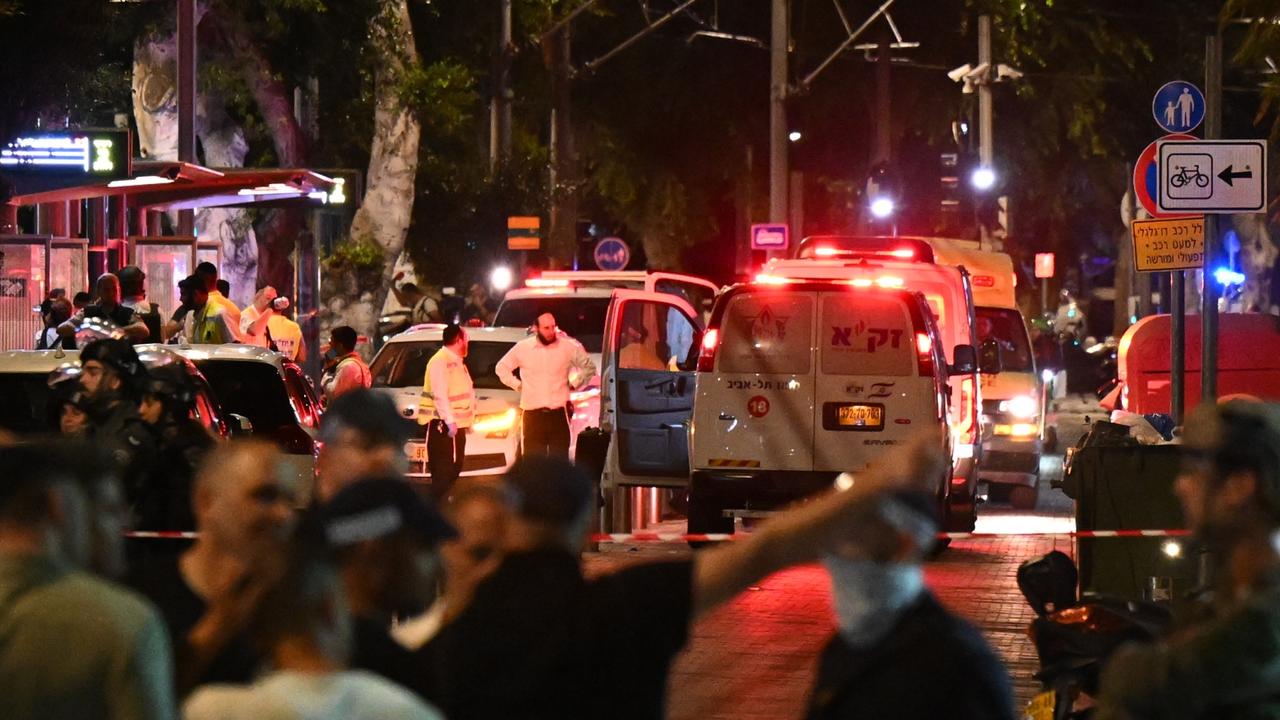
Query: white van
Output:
[[773, 238, 993, 529], [681, 278, 975, 534]]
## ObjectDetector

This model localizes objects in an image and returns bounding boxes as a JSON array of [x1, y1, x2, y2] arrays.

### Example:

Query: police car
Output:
[[369, 325, 601, 482]]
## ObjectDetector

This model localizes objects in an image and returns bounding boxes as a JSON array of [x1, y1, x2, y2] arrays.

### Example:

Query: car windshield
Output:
[[492, 297, 610, 352], [195, 360, 298, 431], [0, 374, 55, 434], [372, 340, 515, 390], [975, 307, 1034, 372]]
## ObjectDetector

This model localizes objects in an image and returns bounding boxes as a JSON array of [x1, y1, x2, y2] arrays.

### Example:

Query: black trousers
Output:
[[426, 419, 467, 499], [522, 407, 570, 458]]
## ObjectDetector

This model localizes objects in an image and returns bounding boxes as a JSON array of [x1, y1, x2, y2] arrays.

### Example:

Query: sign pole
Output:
[[1172, 270, 1185, 424], [1201, 33, 1223, 403]]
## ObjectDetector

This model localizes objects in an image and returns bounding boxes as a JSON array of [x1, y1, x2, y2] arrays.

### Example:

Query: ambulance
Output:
[[778, 237, 993, 528]]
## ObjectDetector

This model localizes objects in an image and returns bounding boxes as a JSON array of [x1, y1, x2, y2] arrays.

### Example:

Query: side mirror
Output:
[[979, 338, 1003, 374], [228, 413, 254, 436], [949, 344, 978, 376]]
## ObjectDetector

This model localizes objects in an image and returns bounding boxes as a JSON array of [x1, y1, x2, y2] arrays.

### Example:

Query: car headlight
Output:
[[473, 408, 518, 436], [999, 395, 1039, 420]]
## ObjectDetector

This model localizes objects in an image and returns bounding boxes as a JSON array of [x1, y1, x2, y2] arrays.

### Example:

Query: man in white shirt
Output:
[[418, 324, 474, 499], [239, 285, 303, 359], [495, 312, 596, 458], [183, 534, 442, 720]]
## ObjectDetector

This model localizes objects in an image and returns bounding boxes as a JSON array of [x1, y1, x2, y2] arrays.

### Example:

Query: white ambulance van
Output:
[[680, 275, 978, 535]]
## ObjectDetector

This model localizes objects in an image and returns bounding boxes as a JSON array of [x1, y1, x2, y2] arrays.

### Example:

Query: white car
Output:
[[492, 271, 720, 375], [369, 325, 600, 483]]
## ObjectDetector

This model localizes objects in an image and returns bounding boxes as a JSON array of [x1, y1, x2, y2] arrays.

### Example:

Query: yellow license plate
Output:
[[406, 442, 428, 463], [1024, 690, 1054, 720], [837, 404, 883, 428]]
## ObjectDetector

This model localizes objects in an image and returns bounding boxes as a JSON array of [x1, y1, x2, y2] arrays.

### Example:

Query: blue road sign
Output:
[[1152, 81, 1205, 134], [751, 223, 789, 250], [594, 236, 630, 271]]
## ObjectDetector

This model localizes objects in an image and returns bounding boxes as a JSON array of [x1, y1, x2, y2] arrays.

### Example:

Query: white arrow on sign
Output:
[[1156, 139, 1268, 214]]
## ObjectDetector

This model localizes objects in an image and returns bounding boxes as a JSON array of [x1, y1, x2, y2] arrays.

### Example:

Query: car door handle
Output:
[[660, 422, 686, 430], [718, 413, 735, 421]]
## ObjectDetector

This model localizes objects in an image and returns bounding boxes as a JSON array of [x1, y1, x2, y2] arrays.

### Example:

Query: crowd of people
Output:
[[4, 362, 1280, 718]]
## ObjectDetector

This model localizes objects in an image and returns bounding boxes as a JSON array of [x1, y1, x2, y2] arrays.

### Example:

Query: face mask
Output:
[[823, 555, 925, 649]]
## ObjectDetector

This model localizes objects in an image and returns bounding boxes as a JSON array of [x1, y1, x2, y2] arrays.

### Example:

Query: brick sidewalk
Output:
[[586, 528, 1072, 719]]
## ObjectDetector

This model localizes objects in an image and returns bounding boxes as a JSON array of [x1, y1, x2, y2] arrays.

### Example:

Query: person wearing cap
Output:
[[239, 285, 292, 352], [57, 273, 150, 344], [315, 389, 416, 504], [129, 440, 297, 697], [117, 265, 164, 344], [425, 436, 947, 719], [495, 311, 596, 458], [322, 326, 371, 402], [320, 477, 456, 697], [1096, 400, 1280, 720], [805, 490, 1012, 720], [419, 324, 474, 500], [183, 533, 443, 720]]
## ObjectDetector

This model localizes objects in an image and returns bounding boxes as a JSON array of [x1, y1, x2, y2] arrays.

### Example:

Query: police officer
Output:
[[419, 324, 475, 500], [136, 349, 216, 531], [74, 339, 158, 516]]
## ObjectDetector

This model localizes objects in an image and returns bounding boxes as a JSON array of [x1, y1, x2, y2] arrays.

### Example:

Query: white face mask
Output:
[[823, 556, 925, 649]]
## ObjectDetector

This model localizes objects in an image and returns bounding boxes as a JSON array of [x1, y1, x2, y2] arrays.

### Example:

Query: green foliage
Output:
[[326, 237, 384, 271], [401, 60, 477, 135]]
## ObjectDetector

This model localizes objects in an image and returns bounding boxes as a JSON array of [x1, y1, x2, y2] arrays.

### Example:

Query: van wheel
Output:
[[1010, 485, 1039, 511], [687, 474, 733, 546]]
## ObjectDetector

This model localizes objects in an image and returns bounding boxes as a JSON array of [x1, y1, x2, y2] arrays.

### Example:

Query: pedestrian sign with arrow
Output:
[[1156, 139, 1267, 213]]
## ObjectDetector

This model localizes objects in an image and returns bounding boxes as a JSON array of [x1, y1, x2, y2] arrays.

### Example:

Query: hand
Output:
[[447, 422, 458, 438], [272, 296, 290, 311]]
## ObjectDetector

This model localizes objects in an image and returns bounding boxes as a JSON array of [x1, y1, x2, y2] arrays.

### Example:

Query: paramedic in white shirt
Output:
[[495, 312, 597, 457]]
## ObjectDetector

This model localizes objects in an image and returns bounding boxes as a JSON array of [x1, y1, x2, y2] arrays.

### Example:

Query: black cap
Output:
[[320, 477, 456, 547], [320, 389, 417, 446], [503, 455, 592, 526]]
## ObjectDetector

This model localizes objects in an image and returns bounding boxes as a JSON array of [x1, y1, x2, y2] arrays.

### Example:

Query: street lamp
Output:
[[788, 130, 802, 142], [490, 265, 514, 291], [869, 197, 896, 219], [971, 166, 996, 191]]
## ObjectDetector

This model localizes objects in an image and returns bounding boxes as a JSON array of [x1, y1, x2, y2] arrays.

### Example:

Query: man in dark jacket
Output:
[[1096, 401, 1280, 720], [76, 339, 158, 513], [805, 489, 1013, 720]]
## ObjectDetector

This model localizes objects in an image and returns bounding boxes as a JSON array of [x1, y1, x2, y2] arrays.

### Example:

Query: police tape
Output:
[[121, 529, 1193, 542]]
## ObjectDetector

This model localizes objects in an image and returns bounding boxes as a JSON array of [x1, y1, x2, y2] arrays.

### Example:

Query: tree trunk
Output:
[[1232, 213, 1276, 313], [207, 11, 311, 299], [326, 0, 422, 356], [132, 15, 260, 309]]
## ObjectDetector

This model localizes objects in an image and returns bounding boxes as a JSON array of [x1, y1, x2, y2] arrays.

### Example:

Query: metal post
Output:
[[1172, 271, 1185, 424], [177, 0, 196, 237], [977, 15, 993, 171], [490, 0, 513, 173], [1201, 33, 1222, 403], [1041, 278, 1049, 317], [874, 34, 891, 165], [769, 0, 788, 232]]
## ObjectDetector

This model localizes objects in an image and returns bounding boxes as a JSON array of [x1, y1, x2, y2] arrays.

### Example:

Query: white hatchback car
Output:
[[369, 325, 601, 483]]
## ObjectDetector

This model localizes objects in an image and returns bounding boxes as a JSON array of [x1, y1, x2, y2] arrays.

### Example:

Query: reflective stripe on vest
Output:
[[418, 349, 475, 427]]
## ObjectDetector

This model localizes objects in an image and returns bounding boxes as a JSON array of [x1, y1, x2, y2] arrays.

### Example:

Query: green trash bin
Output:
[[1062, 443, 1197, 600]]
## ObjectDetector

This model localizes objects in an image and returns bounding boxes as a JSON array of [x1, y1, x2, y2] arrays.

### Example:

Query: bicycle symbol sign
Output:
[[1165, 153, 1213, 200], [1157, 140, 1268, 214]]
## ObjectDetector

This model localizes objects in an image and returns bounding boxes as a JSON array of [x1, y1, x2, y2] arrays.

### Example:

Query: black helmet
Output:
[[47, 362, 89, 410], [79, 338, 149, 397], [135, 347, 198, 411]]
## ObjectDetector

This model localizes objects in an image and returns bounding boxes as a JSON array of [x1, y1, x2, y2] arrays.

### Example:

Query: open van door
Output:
[[599, 289, 702, 492], [644, 272, 719, 324]]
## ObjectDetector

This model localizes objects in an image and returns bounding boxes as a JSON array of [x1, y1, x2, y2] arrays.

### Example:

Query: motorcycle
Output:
[[1018, 550, 1172, 720]]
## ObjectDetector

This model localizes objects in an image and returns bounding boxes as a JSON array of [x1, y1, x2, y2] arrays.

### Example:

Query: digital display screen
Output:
[[1, 129, 132, 196]]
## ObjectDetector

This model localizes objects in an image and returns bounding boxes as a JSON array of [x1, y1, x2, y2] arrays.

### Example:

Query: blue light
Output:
[[1214, 267, 1246, 287]]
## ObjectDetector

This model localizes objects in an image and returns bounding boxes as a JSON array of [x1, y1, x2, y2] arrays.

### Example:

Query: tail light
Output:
[[697, 328, 720, 372], [915, 332, 935, 377]]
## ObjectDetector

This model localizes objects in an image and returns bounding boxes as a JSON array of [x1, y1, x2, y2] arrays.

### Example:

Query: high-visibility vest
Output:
[[418, 348, 475, 427]]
